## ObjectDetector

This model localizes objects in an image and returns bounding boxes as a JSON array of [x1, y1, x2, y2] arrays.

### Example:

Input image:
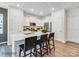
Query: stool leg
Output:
[[48, 40, 50, 50], [35, 45, 37, 57], [46, 41, 48, 55], [52, 38, 55, 51], [33, 44, 37, 57], [19, 48, 22, 57], [24, 50, 26, 57], [30, 49, 32, 57], [43, 43, 44, 49], [40, 43, 42, 57], [48, 39, 51, 53]]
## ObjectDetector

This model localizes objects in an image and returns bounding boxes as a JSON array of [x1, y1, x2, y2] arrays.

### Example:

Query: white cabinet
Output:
[[51, 9, 66, 43]]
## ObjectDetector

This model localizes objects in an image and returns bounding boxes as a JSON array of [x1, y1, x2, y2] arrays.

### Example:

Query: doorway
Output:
[[0, 8, 7, 43]]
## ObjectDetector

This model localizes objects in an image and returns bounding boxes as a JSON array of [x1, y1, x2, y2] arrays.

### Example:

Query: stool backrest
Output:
[[24, 36, 37, 51], [41, 34, 48, 42], [49, 32, 54, 39]]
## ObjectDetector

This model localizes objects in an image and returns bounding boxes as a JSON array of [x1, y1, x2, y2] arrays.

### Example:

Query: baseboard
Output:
[[0, 41, 7, 44], [66, 41, 79, 44], [55, 39, 66, 43]]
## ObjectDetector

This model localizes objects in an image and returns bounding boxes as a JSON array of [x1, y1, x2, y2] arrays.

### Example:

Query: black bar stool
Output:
[[36, 34, 48, 57], [19, 36, 37, 57], [48, 32, 55, 53]]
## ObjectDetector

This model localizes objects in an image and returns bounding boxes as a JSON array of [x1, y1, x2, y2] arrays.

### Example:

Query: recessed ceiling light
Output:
[[30, 9, 34, 12], [39, 12, 43, 15], [51, 8, 55, 11], [17, 4, 20, 7]]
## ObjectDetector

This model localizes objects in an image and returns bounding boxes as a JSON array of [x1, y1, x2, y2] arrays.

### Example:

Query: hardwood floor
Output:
[[45, 40, 79, 57], [0, 43, 12, 57], [0, 40, 79, 57]]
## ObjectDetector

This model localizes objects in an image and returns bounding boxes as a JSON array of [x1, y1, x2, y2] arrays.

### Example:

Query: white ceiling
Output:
[[0, 2, 79, 16]]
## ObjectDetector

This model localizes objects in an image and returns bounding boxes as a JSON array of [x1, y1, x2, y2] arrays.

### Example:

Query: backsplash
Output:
[[23, 26, 43, 32]]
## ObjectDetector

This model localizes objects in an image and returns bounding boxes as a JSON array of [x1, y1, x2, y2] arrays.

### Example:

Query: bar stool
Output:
[[36, 34, 48, 57], [19, 36, 37, 57], [48, 32, 55, 52]]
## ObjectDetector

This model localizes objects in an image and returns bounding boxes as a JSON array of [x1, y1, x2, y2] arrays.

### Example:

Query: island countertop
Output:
[[8, 32, 50, 45]]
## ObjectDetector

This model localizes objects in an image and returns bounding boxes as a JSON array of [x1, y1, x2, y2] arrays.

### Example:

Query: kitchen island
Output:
[[9, 32, 50, 57]]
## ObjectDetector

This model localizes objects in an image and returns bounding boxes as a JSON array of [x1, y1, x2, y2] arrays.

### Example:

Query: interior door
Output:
[[0, 8, 7, 43]]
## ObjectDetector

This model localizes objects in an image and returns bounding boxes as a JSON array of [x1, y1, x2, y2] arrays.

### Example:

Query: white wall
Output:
[[52, 9, 66, 43], [67, 8, 79, 43]]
